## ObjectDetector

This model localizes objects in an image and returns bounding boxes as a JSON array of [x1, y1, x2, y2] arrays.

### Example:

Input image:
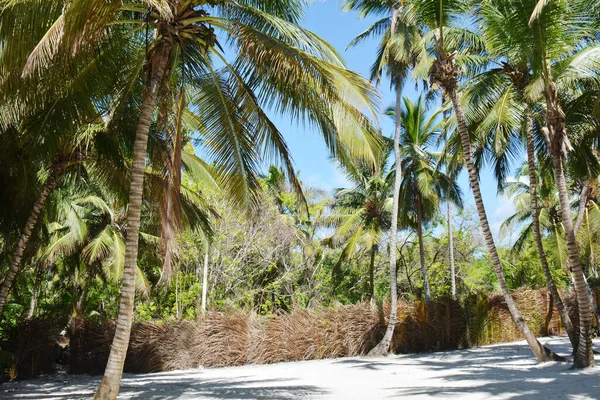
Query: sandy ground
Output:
[[1, 336, 599, 400]]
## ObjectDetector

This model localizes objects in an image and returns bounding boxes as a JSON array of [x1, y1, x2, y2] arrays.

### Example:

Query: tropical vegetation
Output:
[[1, 0, 600, 397]]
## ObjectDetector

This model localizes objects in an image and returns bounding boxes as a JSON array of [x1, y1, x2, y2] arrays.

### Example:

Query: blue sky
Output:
[[265, 0, 519, 241]]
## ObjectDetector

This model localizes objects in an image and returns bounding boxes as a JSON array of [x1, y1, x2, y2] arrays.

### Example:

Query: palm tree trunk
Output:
[[542, 74, 594, 367], [544, 292, 554, 336], [587, 210, 597, 278], [447, 87, 562, 362], [550, 150, 594, 367], [416, 195, 431, 301], [76, 270, 93, 317], [0, 166, 62, 317], [368, 8, 401, 353], [369, 244, 376, 300], [26, 266, 44, 320], [574, 182, 590, 235], [448, 203, 456, 300], [94, 39, 173, 400], [201, 250, 209, 313], [525, 117, 578, 350]]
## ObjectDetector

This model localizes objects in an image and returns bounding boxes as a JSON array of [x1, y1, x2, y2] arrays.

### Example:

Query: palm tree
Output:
[[0, 0, 145, 317], [322, 145, 394, 300], [479, 0, 600, 368], [389, 96, 462, 301], [41, 190, 151, 312], [344, 0, 423, 356], [0, 122, 125, 317], [460, 19, 580, 350], [13, 1, 381, 396], [411, 0, 563, 362]]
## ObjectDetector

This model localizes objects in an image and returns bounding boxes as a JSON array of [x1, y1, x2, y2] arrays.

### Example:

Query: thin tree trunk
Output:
[[175, 271, 180, 319], [574, 181, 590, 236], [159, 87, 185, 284], [588, 209, 597, 278], [416, 195, 431, 301], [0, 167, 62, 317], [369, 244, 376, 300], [201, 250, 209, 313], [525, 117, 578, 350], [26, 266, 44, 320], [544, 292, 554, 336], [368, 8, 401, 354], [448, 87, 562, 362], [448, 203, 456, 300], [94, 39, 173, 400], [76, 269, 93, 317]]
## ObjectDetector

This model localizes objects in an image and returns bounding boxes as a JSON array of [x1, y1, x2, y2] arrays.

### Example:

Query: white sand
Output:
[[2, 336, 599, 399]]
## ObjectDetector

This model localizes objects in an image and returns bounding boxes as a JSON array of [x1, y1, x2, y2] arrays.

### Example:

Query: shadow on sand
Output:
[[2, 336, 598, 399]]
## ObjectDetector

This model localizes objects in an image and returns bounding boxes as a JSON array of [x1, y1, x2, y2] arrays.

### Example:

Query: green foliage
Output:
[[1, 0, 600, 381]]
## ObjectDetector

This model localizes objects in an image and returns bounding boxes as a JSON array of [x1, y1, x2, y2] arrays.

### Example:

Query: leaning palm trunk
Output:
[[368, 14, 402, 353], [432, 48, 562, 362], [416, 196, 431, 301], [94, 39, 173, 400], [525, 117, 578, 350], [543, 81, 594, 368], [0, 166, 63, 317]]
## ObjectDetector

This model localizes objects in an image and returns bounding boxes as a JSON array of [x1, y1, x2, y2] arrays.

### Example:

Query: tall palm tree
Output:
[[389, 96, 462, 301], [0, 0, 145, 318], [411, 0, 563, 362], [344, 0, 423, 356], [460, 27, 580, 350], [479, 0, 600, 368], [13, 1, 382, 396], [322, 145, 394, 300]]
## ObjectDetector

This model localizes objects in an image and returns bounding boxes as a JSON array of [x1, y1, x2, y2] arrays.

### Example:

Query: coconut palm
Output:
[[8, 1, 382, 396], [41, 190, 150, 312], [459, 35, 580, 351], [0, 0, 145, 318], [477, 0, 600, 368], [322, 144, 394, 300], [408, 0, 564, 362], [389, 96, 462, 301], [0, 121, 127, 317], [344, 0, 424, 356]]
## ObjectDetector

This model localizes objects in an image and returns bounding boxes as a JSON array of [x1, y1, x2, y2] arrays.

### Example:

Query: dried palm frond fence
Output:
[[0, 316, 68, 381], [2, 289, 595, 379], [69, 289, 589, 375]]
